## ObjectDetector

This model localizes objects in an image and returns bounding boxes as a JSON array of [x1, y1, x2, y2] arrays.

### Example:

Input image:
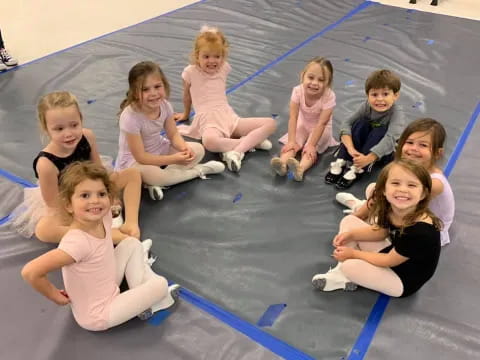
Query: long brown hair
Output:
[[395, 118, 446, 169], [369, 160, 442, 231], [119, 61, 170, 115]]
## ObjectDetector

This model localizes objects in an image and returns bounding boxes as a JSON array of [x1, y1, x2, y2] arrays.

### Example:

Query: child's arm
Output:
[[431, 177, 444, 198], [340, 134, 361, 158], [281, 101, 301, 153], [339, 103, 366, 158], [303, 108, 334, 160], [334, 247, 408, 268], [21, 249, 75, 305], [368, 106, 405, 162], [164, 115, 195, 163], [173, 80, 192, 122], [36, 158, 61, 208], [125, 132, 180, 167], [83, 128, 102, 165]]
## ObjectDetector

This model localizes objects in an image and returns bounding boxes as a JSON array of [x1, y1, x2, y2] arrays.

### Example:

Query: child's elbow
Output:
[[21, 263, 35, 283]]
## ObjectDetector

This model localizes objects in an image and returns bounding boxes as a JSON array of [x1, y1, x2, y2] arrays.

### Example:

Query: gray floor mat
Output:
[[1, 0, 479, 359]]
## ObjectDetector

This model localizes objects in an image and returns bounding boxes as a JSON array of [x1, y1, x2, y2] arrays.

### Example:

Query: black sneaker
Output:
[[325, 171, 342, 185]]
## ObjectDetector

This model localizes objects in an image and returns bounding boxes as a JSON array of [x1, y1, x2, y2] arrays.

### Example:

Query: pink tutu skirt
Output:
[[10, 186, 53, 238]]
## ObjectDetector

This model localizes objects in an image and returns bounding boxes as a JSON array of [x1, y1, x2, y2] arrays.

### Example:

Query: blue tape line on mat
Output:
[[225, 0, 374, 95], [347, 294, 390, 360], [348, 99, 480, 360], [0, 169, 36, 187], [0, 214, 11, 226], [179, 288, 315, 360], [0, 0, 206, 74], [147, 309, 172, 326], [444, 101, 480, 178], [257, 304, 287, 327]]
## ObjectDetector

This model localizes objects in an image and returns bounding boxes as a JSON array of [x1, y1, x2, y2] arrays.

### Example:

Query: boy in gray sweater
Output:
[[326, 69, 405, 189]]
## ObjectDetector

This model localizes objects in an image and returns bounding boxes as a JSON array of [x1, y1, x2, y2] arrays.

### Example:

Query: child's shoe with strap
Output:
[[270, 157, 287, 176], [335, 192, 366, 213], [146, 185, 164, 200], [194, 161, 225, 179], [325, 159, 346, 184], [312, 267, 357, 292], [286, 158, 304, 181], [335, 165, 363, 190], [222, 151, 244, 172], [151, 284, 181, 313]]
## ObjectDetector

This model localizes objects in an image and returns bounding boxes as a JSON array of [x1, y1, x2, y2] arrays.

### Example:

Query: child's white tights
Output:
[[337, 215, 404, 297], [134, 142, 205, 186], [202, 117, 276, 153], [107, 237, 169, 328]]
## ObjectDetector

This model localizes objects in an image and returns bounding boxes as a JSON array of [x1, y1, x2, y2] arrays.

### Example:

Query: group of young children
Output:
[[16, 25, 455, 331]]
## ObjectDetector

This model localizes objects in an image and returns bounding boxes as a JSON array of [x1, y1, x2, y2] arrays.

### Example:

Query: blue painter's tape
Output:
[[0, 214, 11, 226], [179, 288, 314, 360], [444, 101, 480, 177], [271, 113, 279, 118], [226, 1, 374, 95], [287, 171, 294, 180], [412, 101, 422, 109], [0, 169, 36, 188], [345, 80, 355, 86], [87, 99, 96, 104], [147, 309, 172, 326], [257, 304, 287, 327], [362, 36, 371, 42], [344, 58, 351, 62], [348, 294, 389, 360], [426, 39, 435, 45], [233, 192, 243, 203], [348, 99, 480, 359], [406, 8, 416, 13]]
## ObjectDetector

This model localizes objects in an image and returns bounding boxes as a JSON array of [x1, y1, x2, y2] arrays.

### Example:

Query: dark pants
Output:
[[337, 118, 392, 164], [0, 29, 4, 49]]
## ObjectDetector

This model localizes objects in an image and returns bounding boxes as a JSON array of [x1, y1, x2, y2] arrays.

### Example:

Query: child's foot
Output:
[[0, 48, 18, 67], [312, 267, 357, 292], [111, 204, 124, 229], [286, 158, 304, 181], [137, 308, 153, 320], [151, 284, 181, 313], [147, 185, 164, 200], [119, 222, 140, 240], [141, 239, 156, 266], [335, 166, 363, 190], [0, 62, 6, 71], [335, 192, 366, 212], [255, 139, 272, 151], [222, 151, 244, 172], [194, 161, 225, 179], [325, 159, 346, 184], [270, 157, 287, 176]]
